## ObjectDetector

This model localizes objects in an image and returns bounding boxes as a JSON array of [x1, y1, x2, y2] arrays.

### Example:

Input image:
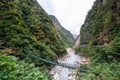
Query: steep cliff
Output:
[[78, 0, 120, 79], [0, 0, 66, 66], [50, 15, 74, 46], [80, 0, 120, 45]]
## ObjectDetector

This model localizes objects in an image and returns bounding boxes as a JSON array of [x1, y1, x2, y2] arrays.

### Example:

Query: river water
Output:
[[49, 48, 88, 80]]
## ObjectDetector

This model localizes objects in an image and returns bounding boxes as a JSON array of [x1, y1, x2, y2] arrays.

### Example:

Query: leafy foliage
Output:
[[0, 53, 50, 80], [79, 61, 120, 80], [77, 36, 120, 61]]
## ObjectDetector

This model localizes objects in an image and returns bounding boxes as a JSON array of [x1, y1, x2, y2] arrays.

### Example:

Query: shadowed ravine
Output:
[[50, 48, 88, 80]]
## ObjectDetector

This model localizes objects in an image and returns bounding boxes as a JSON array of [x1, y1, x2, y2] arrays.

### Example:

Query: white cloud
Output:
[[37, 0, 95, 35]]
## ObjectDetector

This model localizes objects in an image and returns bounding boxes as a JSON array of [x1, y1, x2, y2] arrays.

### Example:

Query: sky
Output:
[[37, 0, 95, 35]]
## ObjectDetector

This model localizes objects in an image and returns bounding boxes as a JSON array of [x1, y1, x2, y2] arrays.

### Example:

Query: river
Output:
[[49, 48, 88, 80]]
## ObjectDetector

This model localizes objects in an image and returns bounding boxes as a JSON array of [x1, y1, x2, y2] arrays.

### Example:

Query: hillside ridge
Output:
[[50, 15, 74, 46]]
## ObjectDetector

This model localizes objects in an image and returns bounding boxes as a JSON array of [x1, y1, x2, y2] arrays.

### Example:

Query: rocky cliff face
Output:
[[50, 15, 74, 46], [0, 0, 66, 66], [80, 0, 120, 45]]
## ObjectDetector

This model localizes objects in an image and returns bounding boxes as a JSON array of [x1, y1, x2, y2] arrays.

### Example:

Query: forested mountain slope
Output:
[[77, 0, 120, 79], [80, 0, 120, 45], [50, 15, 74, 46], [0, 0, 66, 67]]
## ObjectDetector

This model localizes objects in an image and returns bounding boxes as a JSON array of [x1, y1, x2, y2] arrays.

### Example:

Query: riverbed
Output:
[[49, 48, 88, 80]]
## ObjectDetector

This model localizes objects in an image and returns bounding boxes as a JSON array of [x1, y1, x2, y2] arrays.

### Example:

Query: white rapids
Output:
[[49, 48, 88, 80]]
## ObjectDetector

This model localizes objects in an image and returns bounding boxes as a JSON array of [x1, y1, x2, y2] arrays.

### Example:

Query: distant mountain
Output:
[[72, 34, 78, 39], [50, 15, 74, 46], [72, 36, 80, 49]]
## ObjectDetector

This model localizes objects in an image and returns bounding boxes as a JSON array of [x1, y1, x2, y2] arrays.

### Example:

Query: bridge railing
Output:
[[22, 48, 89, 71]]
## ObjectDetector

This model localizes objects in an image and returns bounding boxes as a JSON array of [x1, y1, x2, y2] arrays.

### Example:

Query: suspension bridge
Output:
[[22, 48, 88, 71]]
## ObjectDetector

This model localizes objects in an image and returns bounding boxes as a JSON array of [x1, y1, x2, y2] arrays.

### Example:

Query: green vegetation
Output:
[[50, 15, 74, 47], [0, 0, 69, 79], [79, 61, 120, 80], [0, 0, 66, 67], [77, 0, 120, 79], [77, 37, 120, 60], [0, 53, 50, 80], [80, 0, 120, 45], [77, 38, 120, 79]]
